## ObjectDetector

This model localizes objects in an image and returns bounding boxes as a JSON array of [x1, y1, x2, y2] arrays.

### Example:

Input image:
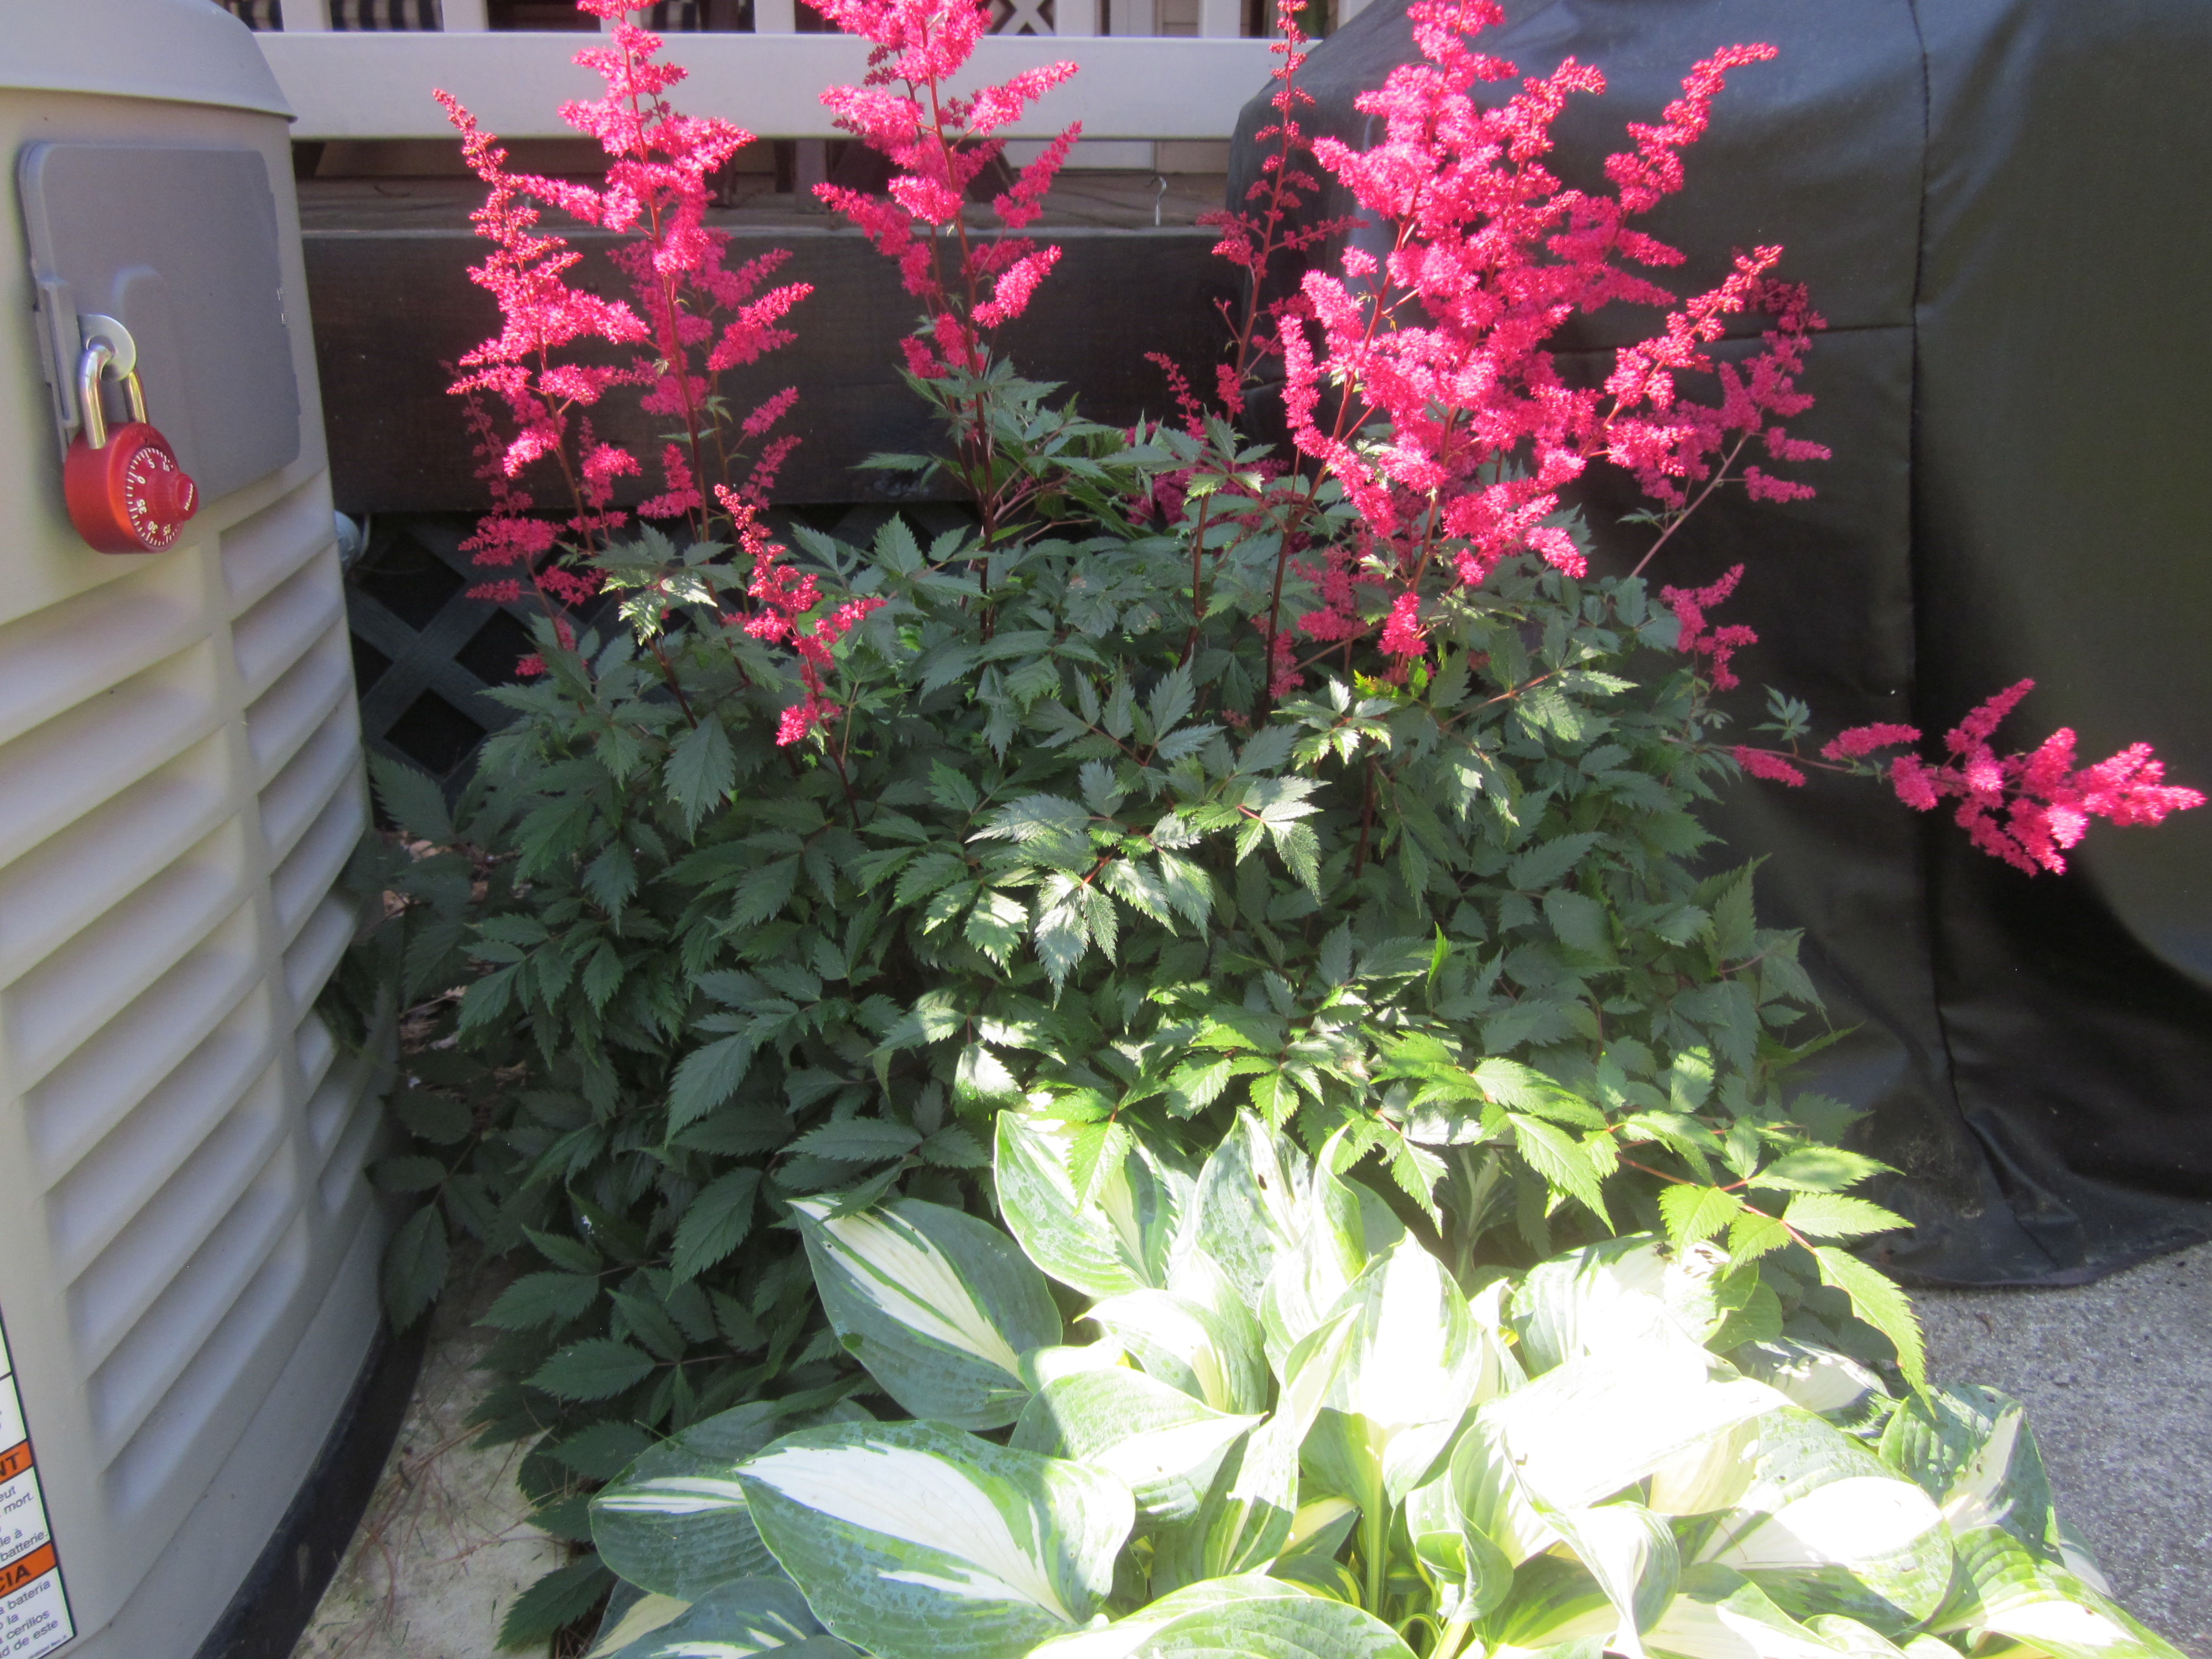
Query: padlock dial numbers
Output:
[[122, 442, 195, 549]]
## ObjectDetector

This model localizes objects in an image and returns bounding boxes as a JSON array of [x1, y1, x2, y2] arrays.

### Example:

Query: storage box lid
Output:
[[0, 0, 291, 122]]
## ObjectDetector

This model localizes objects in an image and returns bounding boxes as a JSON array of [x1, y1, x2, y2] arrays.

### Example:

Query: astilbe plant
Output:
[[335, 0, 2198, 1647]]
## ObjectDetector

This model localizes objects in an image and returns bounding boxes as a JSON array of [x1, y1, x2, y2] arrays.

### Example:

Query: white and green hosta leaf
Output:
[[1877, 1385, 2052, 1548], [1022, 1338, 1129, 1393], [1254, 1138, 1404, 1375], [1086, 1283, 1269, 1415], [1699, 1473, 1950, 1634], [1010, 1366, 1261, 1524], [1510, 1235, 1726, 1375], [793, 1196, 1061, 1430], [1933, 1526, 2187, 1659], [2046, 1514, 2115, 1598], [589, 1586, 689, 1659], [1027, 1574, 1416, 1659], [586, 1578, 848, 1659], [1548, 1502, 1683, 1659], [1481, 1338, 1787, 1513], [1448, 1413, 1561, 1567], [1694, 1410, 1952, 1633], [1486, 1553, 1623, 1659], [735, 1420, 1132, 1659], [1643, 1564, 1852, 1659], [1303, 1237, 1492, 1509], [1146, 1310, 1357, 1592], [1802, 1613, 1919, 1659], [996, 1114, 1190, 1298], [592, 1397, 867, 1598], [1731, 1339, 1888, 1420], [1179, 1113, 1310, 1307], [1646, 1416, 1767, 1519]]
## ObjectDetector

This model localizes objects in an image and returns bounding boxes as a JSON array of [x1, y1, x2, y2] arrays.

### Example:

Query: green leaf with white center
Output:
[[1180, 1112, 1309, 1308], [792, 1196, 1061, 1430], [1147, 1309, 1357, 1592], [1510, 1234, 1726, 1375], [1644, 1564, 1847, 1659], [1548, 1501, 1683, 1659], [1447, 1412, 1559, 1567], [1800, 1614, 1914, 1659], [1645, 1416, 1767, 1519], [1483, 1338, 1788, 1514], [1025, 1573, 1417, 1659], [1489, 1554, 1623, 1656], [1731, 1340, 1887, 1420], [735, 1420, 1132, 1659], [1086, 1283, 1268, 1415], [1934, 1527, 2187, 1659], [995, 1114, 1190, 1298], [1405, 1471, 1512, 1625], [1021, 1338, 1128, 1392], [1700, 1474, 1951, 1634], [1302, 1236, 1492, 1508], [1253, 1137, 1402, 1374], [1695, 1409, 1953, 1634], [591, 1396, 869, 1598], [587, 1585, 689, 1659], [1877, 1386, 2052, 1549], [586, 1578, 844, 1659], [1009, 1366, 1260, 1523]]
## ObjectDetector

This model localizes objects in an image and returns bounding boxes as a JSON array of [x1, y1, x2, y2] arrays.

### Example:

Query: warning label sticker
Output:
[[0, 1313, 72, 1659]]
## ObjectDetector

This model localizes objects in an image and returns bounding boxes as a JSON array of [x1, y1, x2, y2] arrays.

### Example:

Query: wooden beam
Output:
[[305, 223, 1238, 512]]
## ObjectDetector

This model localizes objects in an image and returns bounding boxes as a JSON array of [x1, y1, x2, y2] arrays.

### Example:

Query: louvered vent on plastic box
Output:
[[0, 477, 387, 1593]]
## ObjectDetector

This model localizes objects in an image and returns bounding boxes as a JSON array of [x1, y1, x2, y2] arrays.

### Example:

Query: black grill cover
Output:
[[1228, 0, 2212, 1284]]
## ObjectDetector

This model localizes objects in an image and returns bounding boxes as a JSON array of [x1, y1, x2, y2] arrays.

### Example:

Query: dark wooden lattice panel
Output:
[[346, 503, 978, 789]]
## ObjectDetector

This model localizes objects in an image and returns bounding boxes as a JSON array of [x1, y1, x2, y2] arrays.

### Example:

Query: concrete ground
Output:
[[289, 1266, 564, 1659], [288, 1243, 2212, 1658]]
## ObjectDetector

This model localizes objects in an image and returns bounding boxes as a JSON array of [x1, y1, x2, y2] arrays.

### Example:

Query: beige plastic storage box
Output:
[[1, 3, 392, 1654]]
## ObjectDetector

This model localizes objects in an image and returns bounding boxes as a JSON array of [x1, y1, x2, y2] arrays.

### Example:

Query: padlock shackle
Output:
[[75, 342, 148, 452], [78, 340, 112, 451]]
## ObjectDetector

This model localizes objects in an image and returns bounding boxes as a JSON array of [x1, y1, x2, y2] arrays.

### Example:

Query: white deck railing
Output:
[[251, 4, 1365, 142]]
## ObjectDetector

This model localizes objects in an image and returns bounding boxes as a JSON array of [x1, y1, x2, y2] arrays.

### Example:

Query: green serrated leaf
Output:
[[1812, 1245, 1926, 1390]]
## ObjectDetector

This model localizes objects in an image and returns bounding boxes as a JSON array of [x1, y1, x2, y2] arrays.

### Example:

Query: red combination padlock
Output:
[[63, 334, 198, 554]]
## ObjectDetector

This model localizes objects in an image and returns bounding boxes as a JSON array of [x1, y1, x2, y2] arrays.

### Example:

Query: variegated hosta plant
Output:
[[580, 1115, 2181, 1659]]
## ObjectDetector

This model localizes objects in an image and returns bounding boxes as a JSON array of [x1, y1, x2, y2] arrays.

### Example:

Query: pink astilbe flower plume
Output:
[[1814, 684, 2204, 874], [440, 3, 812, 669], [811, 0, 1078, 377], [1661, 564, 1757, 690], [1268, 0, 1823, 667]]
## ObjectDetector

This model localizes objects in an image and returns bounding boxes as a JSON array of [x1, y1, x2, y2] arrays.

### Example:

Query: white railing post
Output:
[[283, 0, 332, 30], [1198, 0, 1240, 35], [1052, 0, 1099, 33], [754, 0, 798, 29], [441, 0, 490, 28], [1108, 0, 1157, 34]]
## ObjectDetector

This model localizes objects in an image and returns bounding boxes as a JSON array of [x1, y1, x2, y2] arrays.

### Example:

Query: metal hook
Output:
[[1154, 173, 1169, 228]]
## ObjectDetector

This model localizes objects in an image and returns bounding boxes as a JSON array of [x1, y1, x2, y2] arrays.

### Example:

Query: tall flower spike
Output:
[[1282, 9, 1817, 619]]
